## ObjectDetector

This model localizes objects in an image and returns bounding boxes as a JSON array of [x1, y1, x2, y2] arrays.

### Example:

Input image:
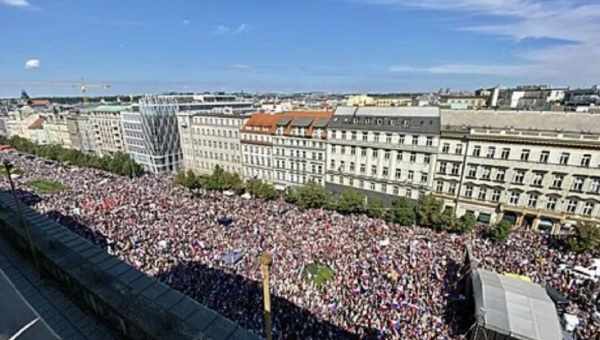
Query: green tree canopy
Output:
[[389, 198, 417, 226], [366, 197, 386, 219], [489, 220, 513, 242], [293, 182, 331, 209], [568, 221, 600, 253], [416, 194, 445, 230], [335, 189, 365, 215]]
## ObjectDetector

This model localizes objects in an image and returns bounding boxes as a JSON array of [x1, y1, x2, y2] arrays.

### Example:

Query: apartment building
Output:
[[67, 114, 96, 153], [177, 94, 254, 175], [326, 106, 440, 201], [85, 105, 129, 156], [240, 113, 280, 182], [434, 110, 600, 232], [44, 113, 73, 148], [122, 96, 182, 174], [272, 111, 332, 189]]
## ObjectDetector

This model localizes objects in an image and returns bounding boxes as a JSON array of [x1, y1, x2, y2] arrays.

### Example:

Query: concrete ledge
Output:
[[0, 192, 261, 340]]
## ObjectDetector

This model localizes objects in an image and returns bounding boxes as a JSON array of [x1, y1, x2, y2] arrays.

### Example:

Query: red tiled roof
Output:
[[30, 99, 50, 106], [27, 117, 45, 130]]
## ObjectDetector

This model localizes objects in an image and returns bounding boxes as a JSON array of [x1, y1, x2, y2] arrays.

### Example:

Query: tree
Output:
[[246, 179, 278, 200], [389, 198, 417, 226], [335, 190, 365, 215], [294, 182, 331, 209], [568, 221, 600, 253], [366, 198, 386, 219], [439, 209, 458, 231], [416, 194, 445, 230], [489, 220, 512, 242], [450, 212, 477, 234]]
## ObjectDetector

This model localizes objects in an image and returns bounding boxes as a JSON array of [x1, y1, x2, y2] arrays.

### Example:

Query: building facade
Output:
[[122, 96, 182, 174], [325, 107, 440, 201], [85, 106, 129, 156], [44, 113, 73, 148], [434, 110, 600, 232], [272, 111, 332, 189], [240, 113, 280, 182]]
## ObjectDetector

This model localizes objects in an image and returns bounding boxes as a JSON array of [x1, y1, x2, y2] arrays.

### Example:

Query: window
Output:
[[513, 170, 525, 184], [527, 193, 538, 208], [362, 132, 368, 141], [331, 145, 337, 154], [408, 170, 414, 181], [451, 163, 460, 176], [351, 131, 357, 140], [339, 161, 346, 171], [426, 136, 433, 146], [406, 188, 412, 198], [448, 183, 457, 195], [396, 151, 403, 161], [360, 164, 366, 174], [384, 150, 391, 160], [439, 162, 447, 174], [496, 169, 506, 182], [467, 165, 477, 178], [583, 202, 594, 216], [486, 147, 496, 159], [393, 186, 399, 195], [501, 148, 510, 160], [581, 154, 591, 167], [436, 181, 444, 193], [412, 135, 419, 145], [465, 185, 473, 198], [330, 159, 335, 169], [398, 135, 405, 144], [371, 165, 377, 176], [509, 192, 520, 205], [395, 168, 402, 179], [350, 146, 356, 155], [372, 149, 378, 158], [374, 132, 380, 143], [482, 167, 491, 180], [552, 174, 564, 189], [424, 154, 430, 164], [478, 188, 487, 201], [361, 148, 367, 157], [539, 151, 550, 164], [370, 182, 376, 191], [455, 144, 463, 155], [442, 143, 450, 153], [382, 167, 389, 177], [491, 189, 501, 202], [420, 172, 428, 184], [340, 146, 346, 155], [386, 133, 392, 144], [521, 149, 530, 161], [341, 131, 347, 140], [523, 169, 541, 185], [410, 152, 417, 163], [572, 176, 585, 192], [381, 183, 387, 193], [566, 199, 578, 213], [559, 153, 570, 165], [546, 197, 557, 210], [591, 178, 600, 193], [472, 146, 481, 157]]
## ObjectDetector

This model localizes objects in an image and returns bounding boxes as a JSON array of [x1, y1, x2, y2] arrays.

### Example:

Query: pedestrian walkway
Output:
[[0, 236, 116, 340]]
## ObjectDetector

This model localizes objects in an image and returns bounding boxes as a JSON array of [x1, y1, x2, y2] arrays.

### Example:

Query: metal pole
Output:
[[3, 160, 39, 271], [260, 252, 273, 340]]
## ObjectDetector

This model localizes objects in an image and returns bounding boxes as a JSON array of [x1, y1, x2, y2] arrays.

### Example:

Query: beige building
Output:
[[272, 111, 332, 189], [44, 113, 73, 148], [84, 105, 129, 156], [434, 110, 600, 232], [326, 107, 440, 201], [178, 112, 246, 175], [6, 107, 48, 144], [240, 113, 281, 182]]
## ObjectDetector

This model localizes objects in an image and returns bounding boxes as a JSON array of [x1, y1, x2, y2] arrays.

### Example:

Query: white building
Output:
[[326, 106, 440, 201], [240, 113, 280, 182], [84, 105, 130, 156], [434, 109, 600, 232]]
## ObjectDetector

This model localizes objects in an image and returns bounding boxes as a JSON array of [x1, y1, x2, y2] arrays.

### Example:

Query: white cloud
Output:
[[359, 0, 600, 84], [213, 24, 248, 35], [24, 59, 40, 70], [1, 0, 31, 7], [230, 64, 251, 70]]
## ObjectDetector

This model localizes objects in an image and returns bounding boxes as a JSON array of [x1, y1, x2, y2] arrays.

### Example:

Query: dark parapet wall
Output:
[[0, 192, 260, 340]]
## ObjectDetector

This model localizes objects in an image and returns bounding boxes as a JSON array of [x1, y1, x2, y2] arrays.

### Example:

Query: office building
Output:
[[84, 105, 129, 156]]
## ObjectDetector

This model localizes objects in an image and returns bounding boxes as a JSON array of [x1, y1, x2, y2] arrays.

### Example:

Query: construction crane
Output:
[[72, 79, 112, 106]]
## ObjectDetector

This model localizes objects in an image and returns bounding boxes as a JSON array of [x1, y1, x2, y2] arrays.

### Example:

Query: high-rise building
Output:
[[121, 96, 182, 174]]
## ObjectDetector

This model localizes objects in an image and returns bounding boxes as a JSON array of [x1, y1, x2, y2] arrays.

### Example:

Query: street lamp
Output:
[[3, 160, 39, 270], [260, 252, 273, 340]]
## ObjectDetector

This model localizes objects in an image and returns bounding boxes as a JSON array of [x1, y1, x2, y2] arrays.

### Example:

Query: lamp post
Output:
[[260, 252, 273, 340], [3, 160, 39, 270]]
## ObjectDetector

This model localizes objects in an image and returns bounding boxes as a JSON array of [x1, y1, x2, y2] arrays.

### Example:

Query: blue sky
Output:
[[1, 0, 599, 97]]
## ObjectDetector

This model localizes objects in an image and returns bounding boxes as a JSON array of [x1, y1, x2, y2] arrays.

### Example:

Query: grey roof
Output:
[[472, 269, 562, 340], [276, 117, 292, 126], [312, 118, 330, 128], [291, 117, 313, 127], [441, 109, 600, 134]]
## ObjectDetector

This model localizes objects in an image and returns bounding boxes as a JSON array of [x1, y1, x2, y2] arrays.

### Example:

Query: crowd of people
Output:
[[0, 153, 598, 339]]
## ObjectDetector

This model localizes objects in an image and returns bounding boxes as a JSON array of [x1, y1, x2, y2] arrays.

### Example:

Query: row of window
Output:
[[275, 160, 324, 174], [241, 133, 271, 143], [244, 155, 272, 167], [274, 148, 324, 161], [243, 145, 271, 155], [195, 161, 241, 174], [194, 127, 239, 139], [330, 160, 429, 184], [331, 150, 431, 164], [273, 138, 325, 149], [329, 130, 434, 146], [196, 151, 241, 163], [275, 172, 323, 185], [193, 139, 240, 151], [191, 117, 242, 127], [328, 174, 423, 199]]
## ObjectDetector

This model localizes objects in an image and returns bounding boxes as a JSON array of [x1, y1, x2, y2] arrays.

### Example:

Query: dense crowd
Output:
[[1, 153, 598, 339]]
